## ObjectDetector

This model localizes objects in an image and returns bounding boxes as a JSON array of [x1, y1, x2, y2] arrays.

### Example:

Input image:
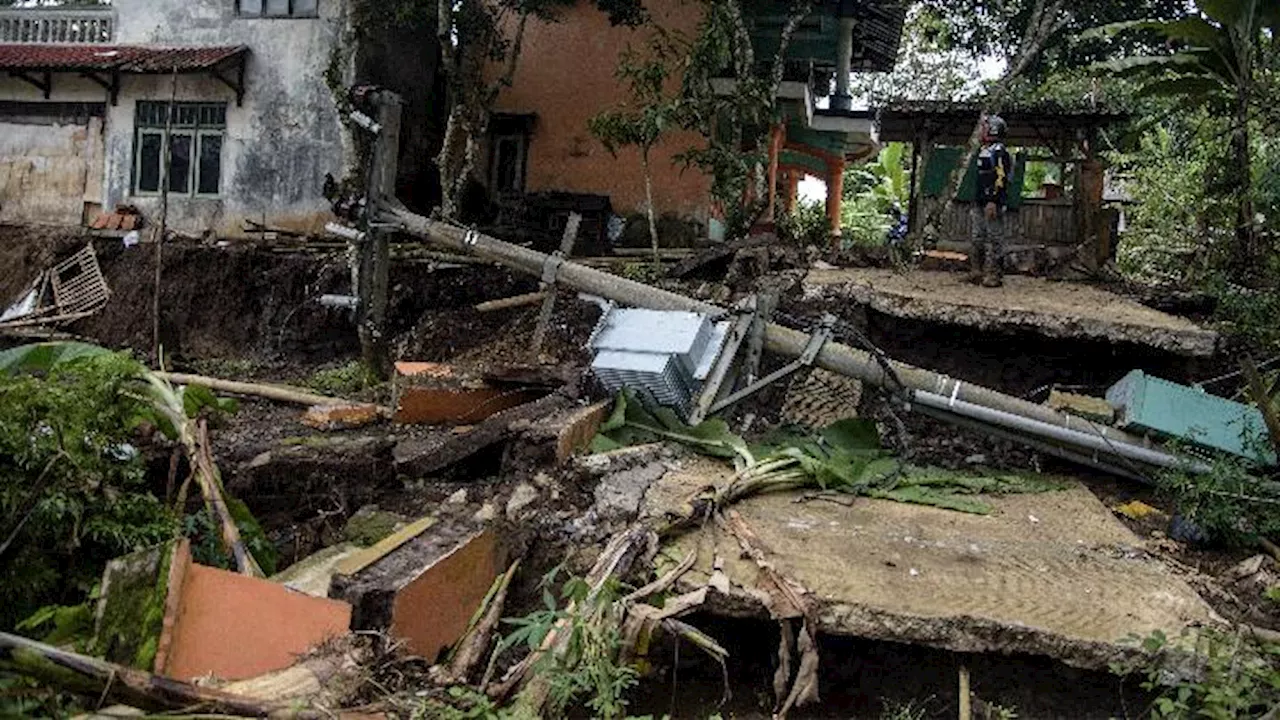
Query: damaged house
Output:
[[484, 0, 906, 243], [0, 0, 356, 236]]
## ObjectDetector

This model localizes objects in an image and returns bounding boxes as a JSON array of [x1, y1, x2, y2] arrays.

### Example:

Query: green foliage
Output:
[[0, 351, 178, 629], [880, 698, 931, 720], [776, 199, 829, 246], [307, 360, 380, 396], [1113, 629, 1280, 719], [838, 142, 911, 247], [592, 392, 1065, 515], [1155, 453, 1280, 546], [494, 566, 639, 720]]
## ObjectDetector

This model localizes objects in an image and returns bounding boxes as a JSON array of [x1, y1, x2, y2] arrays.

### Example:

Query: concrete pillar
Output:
[[826, 155, 845, 243], [832, 17, 856, 111]]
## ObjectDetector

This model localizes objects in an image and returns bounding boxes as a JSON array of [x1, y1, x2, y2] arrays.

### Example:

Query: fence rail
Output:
[[0, 8, 116, 44]]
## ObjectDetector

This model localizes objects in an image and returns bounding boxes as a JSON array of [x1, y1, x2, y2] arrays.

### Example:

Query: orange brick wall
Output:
[[493, 0, 711, 220]]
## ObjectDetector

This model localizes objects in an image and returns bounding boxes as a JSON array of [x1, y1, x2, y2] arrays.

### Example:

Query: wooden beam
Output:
[[10, 70, 51, 99], [79, 70, 119, 106]]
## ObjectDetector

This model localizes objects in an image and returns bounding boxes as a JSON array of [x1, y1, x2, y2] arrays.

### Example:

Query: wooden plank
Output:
[[334, 515, 436, 578]]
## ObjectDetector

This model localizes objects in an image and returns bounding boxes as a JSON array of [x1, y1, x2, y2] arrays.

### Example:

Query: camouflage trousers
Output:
[[970, 205, 1006, 271]]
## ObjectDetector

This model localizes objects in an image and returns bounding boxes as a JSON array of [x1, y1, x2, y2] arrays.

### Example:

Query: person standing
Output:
[[968, 115, 1012, 287]]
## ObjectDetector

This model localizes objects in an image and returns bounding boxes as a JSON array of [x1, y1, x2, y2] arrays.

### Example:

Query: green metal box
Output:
[[1106, 370, 1275, 465]]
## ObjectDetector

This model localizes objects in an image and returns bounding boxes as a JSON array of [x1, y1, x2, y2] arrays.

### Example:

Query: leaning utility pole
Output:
[[382, 204, 1207, 479]]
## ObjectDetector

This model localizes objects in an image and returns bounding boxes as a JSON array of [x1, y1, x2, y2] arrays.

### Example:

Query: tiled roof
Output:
[[0, 44, 247, 73]]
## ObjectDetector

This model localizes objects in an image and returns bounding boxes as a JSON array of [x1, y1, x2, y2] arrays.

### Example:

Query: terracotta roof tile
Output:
[[0, 44, 247, 73]]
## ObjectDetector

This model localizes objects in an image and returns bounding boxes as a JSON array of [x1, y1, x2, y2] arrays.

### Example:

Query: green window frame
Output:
[[133, 101, 227, 198]]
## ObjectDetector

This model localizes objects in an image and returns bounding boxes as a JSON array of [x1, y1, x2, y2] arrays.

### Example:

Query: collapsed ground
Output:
[[3, 228, 1277, 718]]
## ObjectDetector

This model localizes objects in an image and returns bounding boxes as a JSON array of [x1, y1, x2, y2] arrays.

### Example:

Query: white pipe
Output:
[[913, 391, 1210, 474]]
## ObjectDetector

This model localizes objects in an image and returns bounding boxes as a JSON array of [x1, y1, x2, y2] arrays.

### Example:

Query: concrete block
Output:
[[301, 403, 382, 431], [331, 517, 503, 663], [393, 362, 541, 425]]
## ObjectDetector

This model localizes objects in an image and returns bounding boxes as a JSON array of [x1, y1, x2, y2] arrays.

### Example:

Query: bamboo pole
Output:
[[475, 291, 548, 313], [0, 632, 308, 718], [154, 372, 355, 407]]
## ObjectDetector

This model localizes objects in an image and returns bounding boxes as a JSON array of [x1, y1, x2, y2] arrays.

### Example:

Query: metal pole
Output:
[[384, 207, 1154, 452]]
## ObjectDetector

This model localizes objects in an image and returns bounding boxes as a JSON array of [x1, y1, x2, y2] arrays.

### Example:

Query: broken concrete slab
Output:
[[803, 268, 1218, 357], [647, 457, 1215, 671], [393, 361, 544, 425], [330, 517, 503, 664]]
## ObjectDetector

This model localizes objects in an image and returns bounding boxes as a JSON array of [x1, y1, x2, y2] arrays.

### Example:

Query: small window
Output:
[[490, 135, 527, 194], [133, 101, 227, 197], [238, 0, 318, 17]]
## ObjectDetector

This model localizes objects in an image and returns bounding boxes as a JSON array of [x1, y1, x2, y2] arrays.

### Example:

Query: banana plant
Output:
[[1087, 0, 1280, 270]]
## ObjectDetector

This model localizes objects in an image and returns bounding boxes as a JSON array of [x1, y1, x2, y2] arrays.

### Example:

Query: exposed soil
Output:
[[6, 228, 1275, 716]]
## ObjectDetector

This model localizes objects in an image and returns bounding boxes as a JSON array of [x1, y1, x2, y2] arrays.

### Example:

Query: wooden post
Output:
[[530, 212, 581, 357], [826, 155, 846, 246], [906, 132, 922, 236], [360, 91, 402, 379], [765, 123, 784, 222], [1077, 144, 1106, 272], [958, 664, 972, 720]]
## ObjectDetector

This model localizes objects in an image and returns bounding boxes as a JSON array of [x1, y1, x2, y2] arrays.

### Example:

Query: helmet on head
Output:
[[984, 114, 1007, 140]]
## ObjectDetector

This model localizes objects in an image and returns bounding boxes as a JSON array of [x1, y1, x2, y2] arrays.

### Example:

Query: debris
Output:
[[156, 371, 364, 408], [332, 520, 503, 664], [440, 558, 521, 686], [337, 515, 436, 577], [219, 636, 368, 706], [301, 403, 382, 430], [505, 483, 539, 520], [270, 542, 363, 597], [93, 539, 351, 683], [446, 488, 469, 504], [1113, 500, 1162, 520], [393, 362, 544, 425], [1047, 389, 1115, 423], [504, 399, 611, 468], [530, 211, 581, 355], [780, 369, 862, 428], [0, 631, 297, 717], [593, 458, 668, 519], [474, 503, 497, 522], [0, 243, 111, 331], [394, 391, 574, 478], [474, 290, 549, 313]]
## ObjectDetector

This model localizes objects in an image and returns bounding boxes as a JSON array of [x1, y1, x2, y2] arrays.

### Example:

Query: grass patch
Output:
[[307, 360, 381, 396]]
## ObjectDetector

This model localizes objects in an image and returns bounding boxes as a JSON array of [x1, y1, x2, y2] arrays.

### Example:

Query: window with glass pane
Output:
[[133, 102, 226, 197], [239, 0, 317, 16], [136, 132, 163, 194], [198, 135, 223, 195]]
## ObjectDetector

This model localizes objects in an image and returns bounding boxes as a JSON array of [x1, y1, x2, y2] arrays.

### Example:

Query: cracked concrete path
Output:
[[804, 269, 1218, 357], [646, 457, 1215, 670]]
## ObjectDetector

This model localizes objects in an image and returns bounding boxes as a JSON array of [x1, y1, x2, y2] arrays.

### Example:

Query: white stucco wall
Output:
[[0, 0, 355, 236], [0, 118, 102, 226]]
